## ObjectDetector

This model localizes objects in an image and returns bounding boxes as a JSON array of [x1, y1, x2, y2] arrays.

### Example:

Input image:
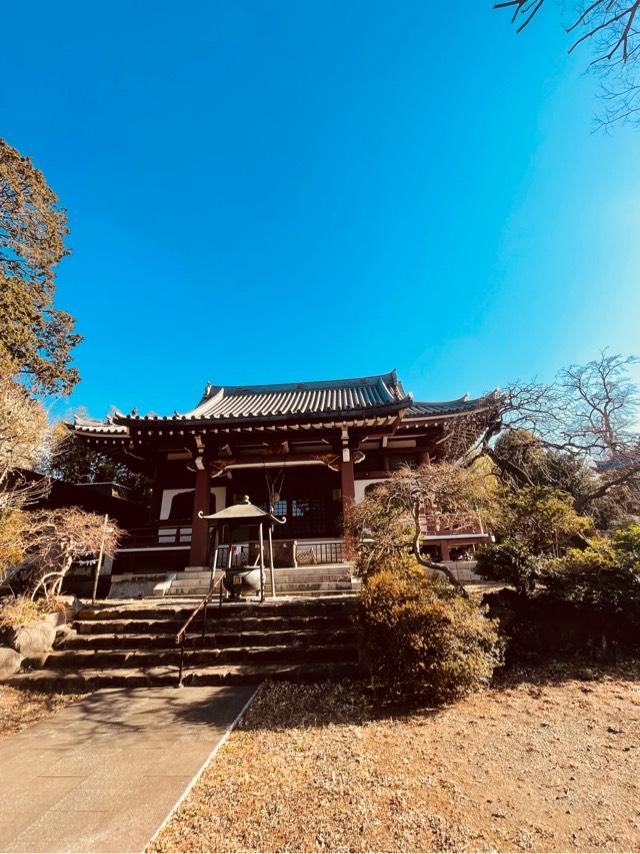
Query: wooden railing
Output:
[[117, 525, 192, 549], [295, 541, 344, 565], [118, 528, 346, 567], [214, 540, 345, 568]]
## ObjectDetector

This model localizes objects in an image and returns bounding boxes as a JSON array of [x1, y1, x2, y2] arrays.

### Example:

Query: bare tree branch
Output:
[[494, 0, 640, 128]]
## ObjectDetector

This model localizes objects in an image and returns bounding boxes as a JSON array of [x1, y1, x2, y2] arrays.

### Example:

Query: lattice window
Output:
[[290, 498, 327, 535], [272, 499, 287, 516], [291, 499, 309, 517]]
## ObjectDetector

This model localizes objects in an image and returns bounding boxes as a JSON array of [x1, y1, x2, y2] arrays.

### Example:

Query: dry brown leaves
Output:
[[151, 664, 640, 853], [0, 685, 85, 740]]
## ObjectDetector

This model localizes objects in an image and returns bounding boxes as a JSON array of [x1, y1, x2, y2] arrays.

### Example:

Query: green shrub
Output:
[[542, 538, 640, 615], [481, 532, 640, 660], [613, 524, 640, 567], [475, 539, 542, 595], [356, 564, 503, 704], [493, 486, 591, 554]]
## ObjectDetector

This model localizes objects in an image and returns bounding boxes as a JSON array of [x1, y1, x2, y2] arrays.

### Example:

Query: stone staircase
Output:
[[8, 596, 362, 691], [165, 564, 359, 597]]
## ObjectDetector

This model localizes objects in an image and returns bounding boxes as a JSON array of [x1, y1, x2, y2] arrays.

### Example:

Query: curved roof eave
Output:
[[112, 370, 412, 425]]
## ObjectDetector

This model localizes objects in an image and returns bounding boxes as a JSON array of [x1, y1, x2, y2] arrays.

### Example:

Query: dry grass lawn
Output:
[[0, 685, 85, 740], [151, 662, 640, 853]]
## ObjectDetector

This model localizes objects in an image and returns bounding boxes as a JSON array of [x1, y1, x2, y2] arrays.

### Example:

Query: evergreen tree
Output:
[[0, 138, 81, 395]]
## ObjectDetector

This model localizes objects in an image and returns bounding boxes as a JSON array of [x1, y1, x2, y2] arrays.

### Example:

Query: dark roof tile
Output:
[[133, 370, 410, 422], [404, 394, 494, 418]]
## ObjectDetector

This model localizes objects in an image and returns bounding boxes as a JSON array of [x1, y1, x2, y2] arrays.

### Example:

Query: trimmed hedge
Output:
[[483, 586, 640, 662], [356, 565, 503, 704]]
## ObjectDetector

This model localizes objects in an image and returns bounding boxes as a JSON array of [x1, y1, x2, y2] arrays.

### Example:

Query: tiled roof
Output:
[[70, 373, 496, 438], [72, 415, 128, 435], [126, 370, 411, 423], [404, 395, 489, 418]]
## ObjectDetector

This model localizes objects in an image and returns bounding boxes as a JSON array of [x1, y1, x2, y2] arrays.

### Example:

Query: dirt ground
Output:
[[0, 685, 84, 740], [151, 662, 640, 853]]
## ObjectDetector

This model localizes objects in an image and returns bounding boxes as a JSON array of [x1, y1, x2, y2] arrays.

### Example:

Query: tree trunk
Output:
[[411, 498, 468, 597]]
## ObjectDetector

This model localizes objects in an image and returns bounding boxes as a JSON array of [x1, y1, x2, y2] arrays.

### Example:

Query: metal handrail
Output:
[[175, 573, 224, 687]]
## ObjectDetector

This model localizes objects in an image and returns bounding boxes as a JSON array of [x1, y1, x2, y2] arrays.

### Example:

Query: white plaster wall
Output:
[[211, 486, 226, 514], [159, 486, 227, 520], [354, 478, 387, 505], [159, 489, 192, 521]]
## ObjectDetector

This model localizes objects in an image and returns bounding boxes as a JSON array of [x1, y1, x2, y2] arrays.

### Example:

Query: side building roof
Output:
[[403, 394, 495, 420]]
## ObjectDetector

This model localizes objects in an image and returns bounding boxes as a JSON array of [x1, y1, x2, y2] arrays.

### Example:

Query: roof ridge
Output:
[[199, 370, 402, 397], [411, 393, 474, 406]]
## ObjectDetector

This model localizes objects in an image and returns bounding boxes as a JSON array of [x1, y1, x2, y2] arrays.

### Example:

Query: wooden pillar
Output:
[[340, 449, 356, 517], [150, 460, 164, 524], [268, 524, 276, 598], [189, 467, 210, 566], [258, 522, 265, 602], [440, 541, 451, 561]]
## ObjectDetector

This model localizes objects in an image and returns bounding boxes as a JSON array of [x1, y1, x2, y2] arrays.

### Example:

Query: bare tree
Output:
[[472, 352, 640, 517], [2, 508, 122, 599], [495, 1, 640, 128]]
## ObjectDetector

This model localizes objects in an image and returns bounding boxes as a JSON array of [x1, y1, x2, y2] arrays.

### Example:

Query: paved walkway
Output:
[[0, 685, 257, 853]]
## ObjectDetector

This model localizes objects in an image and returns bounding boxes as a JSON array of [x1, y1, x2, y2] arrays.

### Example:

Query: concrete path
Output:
[[0, 685, 256, 853]]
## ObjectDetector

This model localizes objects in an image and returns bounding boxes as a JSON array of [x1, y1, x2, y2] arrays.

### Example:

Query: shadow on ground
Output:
[[23, 684, 256, 746], [493, 656, 640, 690], [9, 659, 640, 741], [234, 659, 640, 734]]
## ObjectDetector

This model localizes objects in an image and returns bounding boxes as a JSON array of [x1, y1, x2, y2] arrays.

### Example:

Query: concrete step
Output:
[[172, 566, 351, 587], [167, 582, 353, 596], [275, 581, 353, 592], [75, 613, 353, 636], [169, 573, 351, 585], [8, 660, 363, 691], [277, 574, 352, 581], [64, 627, 355, 650], [268, 589, 357, 598], [10, 594, 363, 692], [78, 597, 354, 622], [44, 642, 358, 670], [169, 587, 211, 596]]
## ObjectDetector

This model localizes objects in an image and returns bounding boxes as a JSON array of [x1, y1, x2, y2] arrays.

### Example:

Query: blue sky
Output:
[[3, 1, 640, 418]]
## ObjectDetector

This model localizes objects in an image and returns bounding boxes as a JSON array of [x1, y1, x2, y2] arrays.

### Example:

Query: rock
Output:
[[45, 596, 82, 630], [0, 646, 23, 679], [53, 624, 76, 649], [56, 595, 82, 618], [11, 621, 56, 659]]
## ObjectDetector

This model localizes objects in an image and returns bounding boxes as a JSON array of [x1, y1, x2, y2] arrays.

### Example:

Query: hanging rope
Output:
[[263, 462, 286, 511]]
